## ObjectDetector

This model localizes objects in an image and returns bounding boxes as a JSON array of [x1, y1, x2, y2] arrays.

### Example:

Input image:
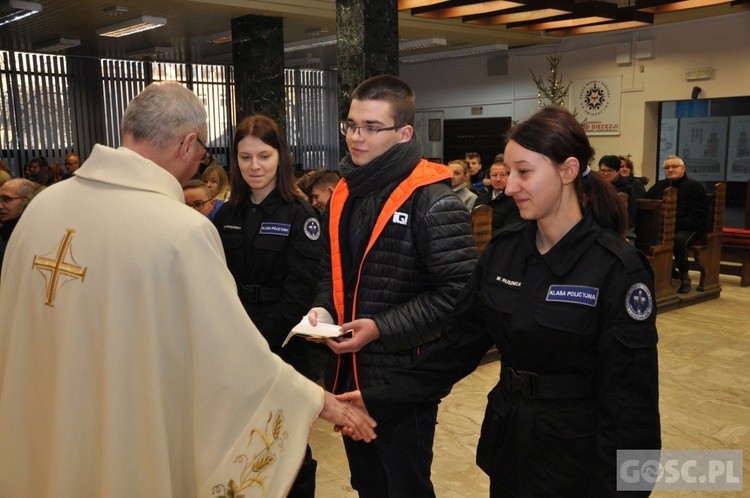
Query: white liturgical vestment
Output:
[[0, 145, 324, 497]]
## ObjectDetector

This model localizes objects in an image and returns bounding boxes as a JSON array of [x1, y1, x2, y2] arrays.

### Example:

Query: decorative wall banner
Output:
[[571, 76, 622, 136]]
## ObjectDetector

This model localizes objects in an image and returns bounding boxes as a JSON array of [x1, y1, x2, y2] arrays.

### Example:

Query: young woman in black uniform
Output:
[[213, 114, 322, 498], [339, 106, 661, 497]]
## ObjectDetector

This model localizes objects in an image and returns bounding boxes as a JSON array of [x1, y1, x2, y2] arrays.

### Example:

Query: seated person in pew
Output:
[[646, 155, 708, 293], [599, 155, 637, 243]]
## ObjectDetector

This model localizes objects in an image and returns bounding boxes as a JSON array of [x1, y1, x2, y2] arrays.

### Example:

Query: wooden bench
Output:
[[720, 180, 750, 287], [471, 204, 493, 254], [635, 187, 679, 311], [688, 183, 725, 292]]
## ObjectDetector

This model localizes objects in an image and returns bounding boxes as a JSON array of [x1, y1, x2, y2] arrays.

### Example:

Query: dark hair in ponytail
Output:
[[506, 106, 626, 235]]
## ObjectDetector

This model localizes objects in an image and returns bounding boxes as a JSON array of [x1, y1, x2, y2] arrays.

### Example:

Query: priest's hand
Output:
[[334, 390, 371, 439], [320, 390, 377, 442]]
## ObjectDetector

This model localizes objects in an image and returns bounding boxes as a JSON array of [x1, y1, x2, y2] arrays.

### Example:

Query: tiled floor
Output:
[[309, 273, 750, 497]]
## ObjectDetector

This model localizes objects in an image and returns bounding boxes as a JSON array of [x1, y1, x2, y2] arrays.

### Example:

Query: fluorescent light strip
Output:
[[126, 46, 172, 59], [96, 15, 167, 38], [399, 38, 447, 51], [400, 43, 507, 64], [0, 0, 42, 27], [35, 38, 81, 52], [284, 34, 338, 53]]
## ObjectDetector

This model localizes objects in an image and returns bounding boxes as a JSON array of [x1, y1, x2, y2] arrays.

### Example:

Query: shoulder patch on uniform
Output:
[[625, 283, 653, 321], [304, 217, 321, 240]]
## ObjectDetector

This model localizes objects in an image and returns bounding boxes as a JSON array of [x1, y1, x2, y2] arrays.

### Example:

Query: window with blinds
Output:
[[1, 50, 339, 178]]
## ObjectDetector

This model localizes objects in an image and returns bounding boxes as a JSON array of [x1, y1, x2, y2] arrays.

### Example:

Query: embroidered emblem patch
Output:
[[32, 228, 87, 307], [259, 222, 290, 236], [393, 212, 409, 225], [304, 217, 321, 240], [625, 282, 653, 321], [546, 285, 599, 307]]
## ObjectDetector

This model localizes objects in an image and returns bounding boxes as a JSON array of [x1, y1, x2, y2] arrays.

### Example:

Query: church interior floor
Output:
[[308, 273, 750, 497]]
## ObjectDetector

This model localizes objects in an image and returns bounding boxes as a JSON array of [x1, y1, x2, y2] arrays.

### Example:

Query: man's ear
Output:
[[559, 157, 580, 185], [398, 125, 414, 143]]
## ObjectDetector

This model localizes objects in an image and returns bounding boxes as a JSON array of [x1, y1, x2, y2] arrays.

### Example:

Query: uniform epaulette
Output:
[[597, 229, 644, 274]]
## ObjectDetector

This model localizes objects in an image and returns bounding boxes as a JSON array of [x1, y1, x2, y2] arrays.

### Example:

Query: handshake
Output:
[[320, 390, 376, 442]]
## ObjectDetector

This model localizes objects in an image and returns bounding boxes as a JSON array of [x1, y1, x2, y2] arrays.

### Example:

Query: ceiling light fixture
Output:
[[285, 56, 322, 68], [284, 34, 338, 53], [549, 7, 654, 35], [400, 43, 508, 64], [398, 37, 447, 51], [507, 1, 618, 31], [96, 15, 167, 38], [636, 0, 731, 12], [0, 0, 42, 27], [126, 45, 173, 59], [411, 1, 524, 19], [35, 37, 81, 53], [204, 31, 232, 44], [464, 0, 575, 25]]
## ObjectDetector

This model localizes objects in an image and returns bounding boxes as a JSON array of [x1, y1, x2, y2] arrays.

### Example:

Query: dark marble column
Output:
[[336, 0, 399, 124], [231, 14, 285, 131]]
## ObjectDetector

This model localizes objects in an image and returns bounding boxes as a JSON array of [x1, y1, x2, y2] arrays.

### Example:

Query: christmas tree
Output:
[[530, 54, 572, 109]]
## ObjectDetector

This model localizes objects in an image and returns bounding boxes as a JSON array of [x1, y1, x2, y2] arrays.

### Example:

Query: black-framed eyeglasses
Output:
[[187, 198, 213, 210], [0, 195, 22, 204], [599, 168, 618, 175], [339, 121, 403, 138], [663, 164, 683, 170], [195, 136, 209, 161]]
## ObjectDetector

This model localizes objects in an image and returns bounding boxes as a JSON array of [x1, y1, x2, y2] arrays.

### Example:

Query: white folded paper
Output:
[[282, 316, 346, 347]]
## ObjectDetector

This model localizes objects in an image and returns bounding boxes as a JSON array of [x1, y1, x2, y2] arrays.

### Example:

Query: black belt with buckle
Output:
[[237, 284, 283, 303], [500, 365, 593, 400]]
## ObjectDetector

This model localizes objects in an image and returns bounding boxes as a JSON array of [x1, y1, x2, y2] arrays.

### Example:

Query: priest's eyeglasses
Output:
[[187, 199, 212, 210], [339, 121, 403, 139], [0, 195, 22, 204], [195, 137, 209, 162]]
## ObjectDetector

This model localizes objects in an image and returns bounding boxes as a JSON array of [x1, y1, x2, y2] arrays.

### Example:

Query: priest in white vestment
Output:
[[0, 82, 375, 498]]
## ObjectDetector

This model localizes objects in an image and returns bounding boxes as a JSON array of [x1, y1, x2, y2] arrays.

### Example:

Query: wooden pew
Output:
[[471, 204, 493, 254], [720, 180, 750, 287], [635, 187, 679, 311], [689, 182, 725, 293]]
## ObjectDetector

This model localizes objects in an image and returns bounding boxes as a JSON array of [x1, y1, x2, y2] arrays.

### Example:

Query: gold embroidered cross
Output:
[[32, 228, 87, 307]]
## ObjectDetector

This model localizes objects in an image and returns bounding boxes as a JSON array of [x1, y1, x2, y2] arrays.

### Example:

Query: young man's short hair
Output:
[[308, 169, 341, 190], [351, 75, 415, 127]]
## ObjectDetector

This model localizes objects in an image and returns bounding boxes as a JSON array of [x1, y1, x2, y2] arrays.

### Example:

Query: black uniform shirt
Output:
[[213, 189, 322, 373], [363, 212, 660, 496]]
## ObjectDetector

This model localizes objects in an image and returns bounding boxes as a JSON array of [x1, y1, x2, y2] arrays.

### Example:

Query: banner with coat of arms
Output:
[[570, 76, 622, 136]]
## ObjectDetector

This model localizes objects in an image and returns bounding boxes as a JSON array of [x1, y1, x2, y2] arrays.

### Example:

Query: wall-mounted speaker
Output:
[[691, 86, 702, 99]]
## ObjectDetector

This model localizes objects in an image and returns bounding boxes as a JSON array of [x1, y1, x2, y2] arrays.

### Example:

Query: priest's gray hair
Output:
[[122, 81, 208, 150]]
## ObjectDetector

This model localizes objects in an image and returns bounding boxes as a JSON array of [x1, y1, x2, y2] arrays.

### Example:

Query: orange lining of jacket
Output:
[[328, 159, 451, 391]]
